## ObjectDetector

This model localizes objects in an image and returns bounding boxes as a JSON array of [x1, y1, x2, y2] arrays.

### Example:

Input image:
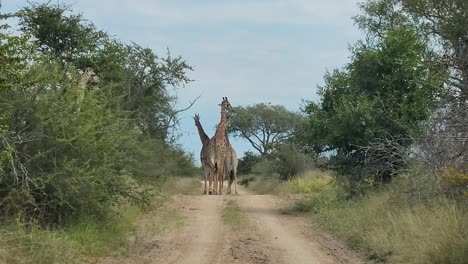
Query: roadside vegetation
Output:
[[235, 1, 468, 263], [2, 0, 467, 263], [0, 2, 197, 263], [241, 169, 467, 263]]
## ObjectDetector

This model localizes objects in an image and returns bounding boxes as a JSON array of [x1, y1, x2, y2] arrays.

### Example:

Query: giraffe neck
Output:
[[214, 106, 228, 139], [195, 119, 210, 145]]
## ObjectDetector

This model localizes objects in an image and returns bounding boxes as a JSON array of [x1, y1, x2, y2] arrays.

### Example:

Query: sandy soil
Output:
[[95, 183, 364, 264]]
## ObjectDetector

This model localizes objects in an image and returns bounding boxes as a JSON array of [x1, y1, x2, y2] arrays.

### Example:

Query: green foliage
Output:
[[0, 2, 196, 226], [270, 144, 314, 179], [301, 27, 444, 182], [356, 0, 468, 89], [17, 2, 107, 64], [229, 103, 303, 156], [287, 170, 334, 194], [239, 145, 315, 180], [251, 159, 277, 177], [237, 151, 261, 175]]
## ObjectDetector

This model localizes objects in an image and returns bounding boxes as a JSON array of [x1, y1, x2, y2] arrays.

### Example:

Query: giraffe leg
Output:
[[217, 162, 224, 195], [234, 170, 238, 195], [213, 167, 218, 195], [203, 167, 208, 195], [227, 170, 232, 194], [208, 168, 213, 195]]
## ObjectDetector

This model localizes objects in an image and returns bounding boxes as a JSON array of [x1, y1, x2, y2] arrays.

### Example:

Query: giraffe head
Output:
[[79, 67, 100, 84], [218, 97, 232, 112], [193, 113, 200, 123]]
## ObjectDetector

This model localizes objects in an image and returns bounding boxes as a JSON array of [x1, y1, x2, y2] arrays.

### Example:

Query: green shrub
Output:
[[252, 159, 278, 177], [271, 144, 314, 179]]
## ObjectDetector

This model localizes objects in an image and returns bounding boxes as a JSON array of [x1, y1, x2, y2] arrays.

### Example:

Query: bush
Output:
[[251, 159, 277, 177], [237, 151, 261, 175], [271, 144, 314, 180], [442, 167, 468, 198]]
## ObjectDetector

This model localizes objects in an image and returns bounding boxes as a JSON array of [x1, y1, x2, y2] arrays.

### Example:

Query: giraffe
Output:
[[224, 121, 238, 195], [194, 113, 238, 195], [206, 97, 232, 195], [76, 67, 99, 111], [193, 113, 212, 194]]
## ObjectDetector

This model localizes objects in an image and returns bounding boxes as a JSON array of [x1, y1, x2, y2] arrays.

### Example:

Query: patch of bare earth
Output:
[[235, 186, 364, 264], [217, 197, 282, 264], [95, 181, 364, 264]]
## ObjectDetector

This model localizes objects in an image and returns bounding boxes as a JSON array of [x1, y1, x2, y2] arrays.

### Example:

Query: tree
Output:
[[355, 0, 468, 173], [93, 41, 193, 141], [301, 27, 445, 182], [355, 0, 468, 101], [0, 2, 197, 225], [229, 103, 302, 157], [17, 2, 107, 65], [16, 2, 194, 142], [237, 151, 261, 175]]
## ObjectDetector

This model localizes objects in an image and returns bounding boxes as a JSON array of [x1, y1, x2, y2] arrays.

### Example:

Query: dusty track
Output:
[[96, 182, 363, 264]]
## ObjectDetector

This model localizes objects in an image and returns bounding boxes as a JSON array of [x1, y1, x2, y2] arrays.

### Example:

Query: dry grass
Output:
[[0, 176, 198, 264], [290, 172, 468, 263], [222, 199, 247, 230]]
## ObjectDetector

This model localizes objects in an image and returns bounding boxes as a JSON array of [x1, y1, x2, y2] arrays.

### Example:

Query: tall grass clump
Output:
[[0, 224, 83, 264], [287, 170, 334, 194], [294, 171, 468, 263]]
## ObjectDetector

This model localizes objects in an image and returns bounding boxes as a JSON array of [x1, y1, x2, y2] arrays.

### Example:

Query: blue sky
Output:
[[2, 0, 363, 161]]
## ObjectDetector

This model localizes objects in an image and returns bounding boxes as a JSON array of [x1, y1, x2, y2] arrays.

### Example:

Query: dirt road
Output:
[[98, 183, 363, 264]]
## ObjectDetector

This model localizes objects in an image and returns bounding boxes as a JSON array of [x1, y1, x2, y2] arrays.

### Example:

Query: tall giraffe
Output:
[[206, 97, 231, 195], [224, 121, 238, 195], [76, 67, 99, 111], [193, 114, 212, 194], [194, 113, 238, 195]]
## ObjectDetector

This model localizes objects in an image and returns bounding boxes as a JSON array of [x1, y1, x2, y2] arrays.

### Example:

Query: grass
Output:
[[242, 175, 288, 194], [316, 192, 467, 263], [0, 224, 83, 264], [244, 169, 333, 195], [165, 176, 203, 195], [0, 203, 145, 264], [140, 204, 185, 234], [222, 199, 246, 230], [0, 176, 197, 264], [245, 169, 468, 263]]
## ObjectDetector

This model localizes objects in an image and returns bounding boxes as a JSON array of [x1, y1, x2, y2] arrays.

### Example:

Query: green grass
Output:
[[0, 177, 197, 264], [244, 170, 333, 195], [0, 203, 145, 264], [0, 224, 83, 264], [165, 176, 202, 195], [244, 169, 468, 263], [222, 199, 246, 230], [287, 172, 468, 263]]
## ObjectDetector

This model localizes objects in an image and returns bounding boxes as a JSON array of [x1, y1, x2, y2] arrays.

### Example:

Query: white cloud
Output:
[[128, 0, 360, 25]]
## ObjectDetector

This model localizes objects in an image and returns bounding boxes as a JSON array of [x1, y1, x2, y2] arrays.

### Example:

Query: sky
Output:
[[2, 0, 363, 161]]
